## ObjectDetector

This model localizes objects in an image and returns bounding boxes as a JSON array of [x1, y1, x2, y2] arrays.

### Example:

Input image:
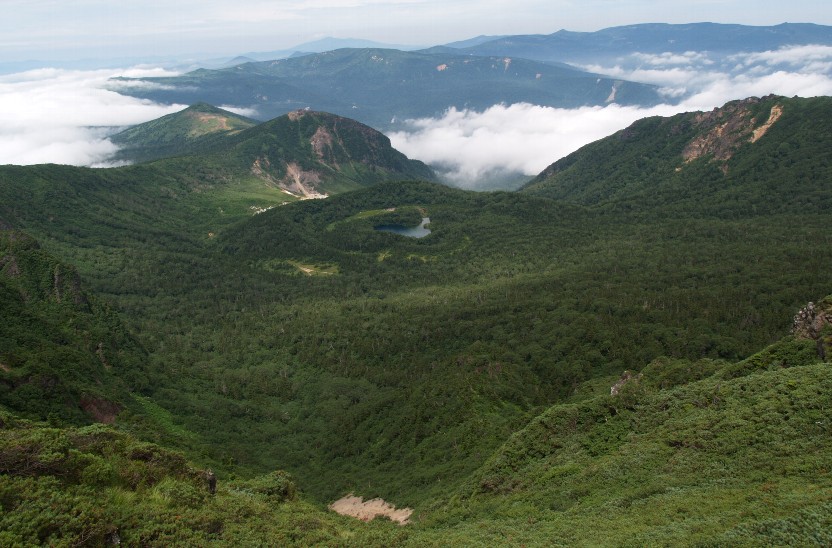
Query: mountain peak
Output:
[[222, 109, 435, 197], [111, 103, 257, 163]]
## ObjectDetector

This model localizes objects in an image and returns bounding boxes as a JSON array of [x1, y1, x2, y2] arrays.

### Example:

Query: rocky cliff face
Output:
[[680, 96, 784, 172]]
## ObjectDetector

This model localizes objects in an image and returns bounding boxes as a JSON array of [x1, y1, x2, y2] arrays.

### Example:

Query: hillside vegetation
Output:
[[1, 95, 831, 545]]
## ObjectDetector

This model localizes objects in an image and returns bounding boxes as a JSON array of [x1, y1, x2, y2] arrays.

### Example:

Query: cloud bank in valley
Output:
[[0, 67, 189, 166], [390, 45, 832, 187]]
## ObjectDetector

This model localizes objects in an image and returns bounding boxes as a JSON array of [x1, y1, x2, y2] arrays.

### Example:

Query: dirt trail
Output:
[[328, 494, 413, 525]]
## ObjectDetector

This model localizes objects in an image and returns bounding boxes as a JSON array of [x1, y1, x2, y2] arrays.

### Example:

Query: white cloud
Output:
[[0, 67, 186, 166], [218, 105, 259, 118], [632, 51, 714, 67], [730, 45, 832, 68], [391, 45, 832, 187], [390, 103, 679, 185]]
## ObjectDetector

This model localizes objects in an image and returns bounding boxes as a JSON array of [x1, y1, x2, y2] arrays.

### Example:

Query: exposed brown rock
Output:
[[681, 98, 784, 170], [750, 104, 783, 143], [310, 126, 334, 159], [793, 301, 831, 340]]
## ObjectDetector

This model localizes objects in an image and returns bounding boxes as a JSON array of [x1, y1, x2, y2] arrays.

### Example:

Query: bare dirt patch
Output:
[[329, 494, 413, 525], [310, 126, 334, 159], [751, 104, 783, 143], [195, 113, 232, 131], [79, 396, 122, 424]]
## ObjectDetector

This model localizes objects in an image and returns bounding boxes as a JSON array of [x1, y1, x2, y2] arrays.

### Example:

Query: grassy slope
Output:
[[415, 330, 832, 546]]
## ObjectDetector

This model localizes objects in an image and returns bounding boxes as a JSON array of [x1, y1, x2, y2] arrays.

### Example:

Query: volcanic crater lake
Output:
[[375, 217, 431, 238]]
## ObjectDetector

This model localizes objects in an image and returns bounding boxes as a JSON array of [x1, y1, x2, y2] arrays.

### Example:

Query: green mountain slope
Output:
[[0, 229, 146, 424], [522, 95, 832, 216], [418, 304, 832, 545], [107, 106, 436, 196], [1, 300, 829, 546], [206, 109, 436, 196], [110, 103, 257, 163], [1, 101, 831, 544], [114, 48, 662, 128], [0, 413, 401, 546]]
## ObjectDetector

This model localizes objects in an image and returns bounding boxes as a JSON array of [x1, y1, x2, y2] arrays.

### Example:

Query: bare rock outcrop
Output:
[[793, 300, 832, 361], [681, 96, 783, 171]]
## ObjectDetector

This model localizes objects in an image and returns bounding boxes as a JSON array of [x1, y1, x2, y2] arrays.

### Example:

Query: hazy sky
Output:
[[2, 0, 831, 61]]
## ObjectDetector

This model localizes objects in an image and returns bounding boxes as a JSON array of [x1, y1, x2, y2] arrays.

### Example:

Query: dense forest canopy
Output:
[[1, 94, 831, 545]]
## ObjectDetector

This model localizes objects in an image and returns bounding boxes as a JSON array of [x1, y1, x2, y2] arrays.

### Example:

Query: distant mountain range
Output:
[[239, 37, 427, 63], [430, 22, 832, 64], [115, 48, 660, 129]]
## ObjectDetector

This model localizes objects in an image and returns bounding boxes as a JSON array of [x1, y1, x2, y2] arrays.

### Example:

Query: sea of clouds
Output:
[[0, 67, 187, 166], [1, 45, 832, 186], [0, 67, 253, 167]]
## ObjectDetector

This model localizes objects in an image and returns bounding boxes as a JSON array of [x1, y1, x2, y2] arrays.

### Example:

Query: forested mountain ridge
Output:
[[113, 106, 436, 197], [1, 97, 831, 545], [210, 109, 437, 196], [114, 48, 662, 128], [523, 94, 832, 214]]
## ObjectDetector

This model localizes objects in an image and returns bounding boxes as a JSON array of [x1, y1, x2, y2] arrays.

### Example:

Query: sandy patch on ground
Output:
[[329, 494, 413, 525]]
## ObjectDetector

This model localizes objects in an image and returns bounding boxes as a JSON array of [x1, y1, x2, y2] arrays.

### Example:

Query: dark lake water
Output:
[[375, 217, 431, 238]]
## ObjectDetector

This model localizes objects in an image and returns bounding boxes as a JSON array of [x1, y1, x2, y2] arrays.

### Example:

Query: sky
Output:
[[1, 0, 831, 62], [1, 2, 831, 183]]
